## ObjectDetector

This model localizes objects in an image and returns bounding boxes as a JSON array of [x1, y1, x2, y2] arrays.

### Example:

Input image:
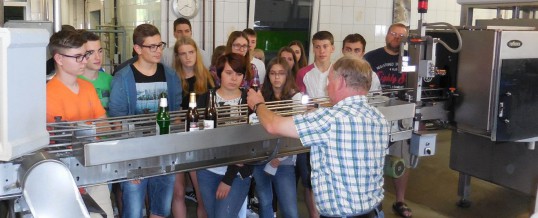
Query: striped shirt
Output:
[[293, 95, 389, 216]]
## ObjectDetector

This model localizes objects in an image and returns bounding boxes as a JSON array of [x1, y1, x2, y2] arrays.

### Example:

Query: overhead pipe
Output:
[[53, 0, 61, 32]]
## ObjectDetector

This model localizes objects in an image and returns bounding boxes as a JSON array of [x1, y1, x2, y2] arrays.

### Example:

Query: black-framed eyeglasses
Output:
[[232, 43, 249, 51], [138, 42, 166, 52], [389, 31, 406, 38], [87, 48, 104, 56], [58, 52, 91, 63]]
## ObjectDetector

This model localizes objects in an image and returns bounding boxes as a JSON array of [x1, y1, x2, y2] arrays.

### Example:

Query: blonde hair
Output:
[[173, 37, 215, 94], [253, 48, 265, 62]]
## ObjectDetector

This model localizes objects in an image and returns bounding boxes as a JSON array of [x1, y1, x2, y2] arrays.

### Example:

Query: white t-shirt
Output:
[[370, 71, 382, 92], [251, 58, 266, 85], [302, 63, 331, 98]]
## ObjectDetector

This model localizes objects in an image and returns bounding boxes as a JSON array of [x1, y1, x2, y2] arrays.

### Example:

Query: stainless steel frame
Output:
[[0, 97, 416, 205]]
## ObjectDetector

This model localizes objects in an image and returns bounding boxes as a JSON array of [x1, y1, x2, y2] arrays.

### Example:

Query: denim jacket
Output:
[[109, 63, 182, 117]]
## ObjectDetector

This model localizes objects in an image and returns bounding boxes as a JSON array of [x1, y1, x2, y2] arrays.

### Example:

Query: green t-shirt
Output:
[[79, 71, 113, 111]]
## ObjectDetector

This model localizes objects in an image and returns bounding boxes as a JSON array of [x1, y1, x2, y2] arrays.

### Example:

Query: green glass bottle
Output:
[[156, 92, 170, 135]]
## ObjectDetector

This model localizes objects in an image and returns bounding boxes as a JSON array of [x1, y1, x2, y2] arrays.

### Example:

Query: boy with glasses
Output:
[[364, 23, 413, 218], [46, 29, 112, 218], [109, 24, 182, 218]]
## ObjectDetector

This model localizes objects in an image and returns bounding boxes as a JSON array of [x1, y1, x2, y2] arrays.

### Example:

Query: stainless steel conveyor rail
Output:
[[0, 96, 415, 200]]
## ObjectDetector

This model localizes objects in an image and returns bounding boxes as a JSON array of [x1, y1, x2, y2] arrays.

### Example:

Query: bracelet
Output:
[[253, 102, 265, 113]]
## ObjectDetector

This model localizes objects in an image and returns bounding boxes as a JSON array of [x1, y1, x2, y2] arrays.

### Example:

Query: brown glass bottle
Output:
[[204, 89, 217, 129], [185, 92, 199, 131]]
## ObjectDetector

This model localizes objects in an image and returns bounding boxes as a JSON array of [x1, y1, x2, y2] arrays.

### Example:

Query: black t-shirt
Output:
[[364, 47, 407, 89], [181, 76, 211, 109], [132, 63, 166, 83]]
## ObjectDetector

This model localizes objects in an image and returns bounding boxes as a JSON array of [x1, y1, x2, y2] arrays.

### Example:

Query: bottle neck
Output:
[[159, 98, 168, 110]]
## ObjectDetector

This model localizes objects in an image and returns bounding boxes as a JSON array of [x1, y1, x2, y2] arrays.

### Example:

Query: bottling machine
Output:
[[402, 0, 538, 209], [450, 1, 538, 207]]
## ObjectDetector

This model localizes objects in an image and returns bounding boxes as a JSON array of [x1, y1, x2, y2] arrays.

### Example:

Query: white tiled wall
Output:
[[164, 0, 248, 53], [28, 0, 502, 65], [315, 0, 464, 62]]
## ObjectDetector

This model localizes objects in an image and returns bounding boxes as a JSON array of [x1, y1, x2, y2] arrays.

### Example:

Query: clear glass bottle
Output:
[[185, 92, 199, 131], [204, 89, 217, 129]]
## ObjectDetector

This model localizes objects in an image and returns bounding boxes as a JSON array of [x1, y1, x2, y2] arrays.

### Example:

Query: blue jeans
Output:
[[197, 169, 251, 218], [121, 174, 175, 218], [295, 153, 312, 188], [252, 164, 298, 218]]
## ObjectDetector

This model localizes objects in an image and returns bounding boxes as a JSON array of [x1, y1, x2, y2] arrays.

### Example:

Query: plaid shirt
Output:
[[293, 95, 389, 216]]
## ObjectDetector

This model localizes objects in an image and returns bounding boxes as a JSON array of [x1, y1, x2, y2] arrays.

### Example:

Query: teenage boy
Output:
[[109, 24, 182, 218], [243, 28, 266, 85], [341, 33, 381, 91], [296, 31, 335, 98], [161, 17, 211, 68], [46, 29, 113, 218], [79, 30, 113, 111]]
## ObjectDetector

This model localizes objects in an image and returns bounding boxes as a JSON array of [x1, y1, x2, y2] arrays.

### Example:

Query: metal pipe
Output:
[[202, 0, 206, 50], [53, 0, 62, 32], [0, 0, 4, 27], [513, 6, 520, 19], [212, 0, 216, 52]]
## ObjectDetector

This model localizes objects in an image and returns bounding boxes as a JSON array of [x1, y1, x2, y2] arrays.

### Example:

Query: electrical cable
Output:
[[423, 22, 463, 53]]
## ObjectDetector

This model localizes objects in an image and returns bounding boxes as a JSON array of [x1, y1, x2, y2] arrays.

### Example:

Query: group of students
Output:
[[46, 17, 411, 218]]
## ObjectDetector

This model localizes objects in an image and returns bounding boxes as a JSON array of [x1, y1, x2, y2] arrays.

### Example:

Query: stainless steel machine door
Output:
[[495, 58, 538, 141], [493, 31, 538, 141]]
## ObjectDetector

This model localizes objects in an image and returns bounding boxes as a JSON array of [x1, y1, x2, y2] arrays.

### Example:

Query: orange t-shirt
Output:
[[46, 77, 106, 122]]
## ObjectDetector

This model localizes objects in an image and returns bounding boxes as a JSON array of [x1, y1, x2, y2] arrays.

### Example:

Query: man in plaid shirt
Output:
[[247, 56, 389, 218]]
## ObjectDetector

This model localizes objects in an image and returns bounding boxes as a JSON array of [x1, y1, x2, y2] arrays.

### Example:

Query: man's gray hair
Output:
[[332, 56, 372, 91]]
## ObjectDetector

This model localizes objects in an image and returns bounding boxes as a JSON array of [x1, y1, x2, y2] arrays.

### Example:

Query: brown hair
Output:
[[133, 24, 160, 46], [173, 37, 215, 94], [312, 31, 334, 45], [261, 57, 298, 101], [277, 46, 299, 78], [225, 31, 253, 81], [342, 33, 366, 50], [288, 40, 308, 69], [48, 30, 86, 56], [215, 53, 247, 79], [173, 18, 192, 32], [211, 45, 226, 67]]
